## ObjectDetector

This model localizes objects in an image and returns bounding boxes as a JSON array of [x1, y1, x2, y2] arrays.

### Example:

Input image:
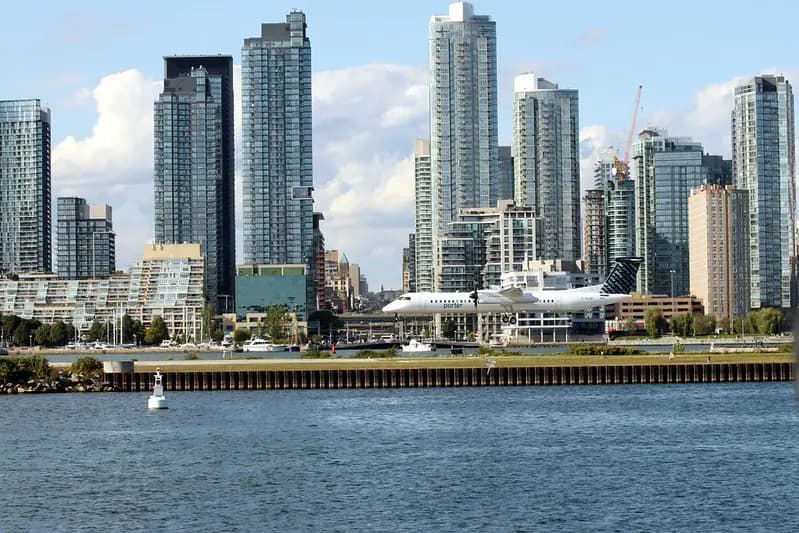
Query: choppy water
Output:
[[1, 383, 797, 532]]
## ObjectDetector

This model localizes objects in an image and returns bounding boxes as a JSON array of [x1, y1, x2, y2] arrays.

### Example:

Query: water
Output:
[[2, 384, 797, 532]]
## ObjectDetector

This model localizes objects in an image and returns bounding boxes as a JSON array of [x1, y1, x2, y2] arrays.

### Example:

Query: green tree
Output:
[[625, 317, 636, 333], [693, 314, 716, 336], [121, 314, 135, 343], [233, 328, 251, 344], [442, 319, 457, 340], [645, 309, 665, 338], [670, 313, 693, 337], [753, 308, 782, 335], [144, 316, 169, 346], [87, 320, 106, 342], [34, 324, 51, 346], [71, 356, 103, 380], [202, 303, 215, 342], [131, 319, 146, 346], [717, 316, 730, 334], [48, 321, 70, 347], [264, 306, 289, 341]]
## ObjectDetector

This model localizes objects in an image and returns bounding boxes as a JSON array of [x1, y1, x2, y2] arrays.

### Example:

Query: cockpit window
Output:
[[400, 296, 411, 301]]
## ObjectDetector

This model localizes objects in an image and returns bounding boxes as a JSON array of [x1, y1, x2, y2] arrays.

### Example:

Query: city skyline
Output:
[[2, 1, 798, 288]]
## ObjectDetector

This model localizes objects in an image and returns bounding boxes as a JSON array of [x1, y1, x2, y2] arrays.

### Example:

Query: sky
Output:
[[2, 0, 797, 290]]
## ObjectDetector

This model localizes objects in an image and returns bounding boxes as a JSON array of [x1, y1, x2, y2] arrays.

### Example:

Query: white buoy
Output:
[[147, 368, 168, 409]]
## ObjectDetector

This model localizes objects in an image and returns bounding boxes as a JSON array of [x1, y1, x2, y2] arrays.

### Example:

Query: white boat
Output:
[[147, 368, 168, 409], [401, 339, 434, 353], [242, 338, 288, 352]]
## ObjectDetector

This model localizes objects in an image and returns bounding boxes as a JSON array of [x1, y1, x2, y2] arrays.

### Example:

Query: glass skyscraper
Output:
[[732, 75, 796, 309], [633, 129, 730, 297], [0, 99, 51, 274], [414, 138, 433, 292], [242, 10, 315, 311], [56, 197, 115, 279], [497, 145, 514, 204], [154, 56, 235, 312], [513, 74, 580, 261], [429, 2, 498, 290]]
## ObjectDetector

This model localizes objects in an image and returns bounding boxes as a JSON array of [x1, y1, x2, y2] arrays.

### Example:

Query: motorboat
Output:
[[147, 368, 168, 409], [401, 339, 434, 353], [242, 338, 288, 352]]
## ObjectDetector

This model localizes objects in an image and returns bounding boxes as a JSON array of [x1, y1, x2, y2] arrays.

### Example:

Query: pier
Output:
[[105, 358, 795, 391]]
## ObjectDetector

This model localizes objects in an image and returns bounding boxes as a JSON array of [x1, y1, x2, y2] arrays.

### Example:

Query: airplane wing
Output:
[[497, 287, 527, 301]]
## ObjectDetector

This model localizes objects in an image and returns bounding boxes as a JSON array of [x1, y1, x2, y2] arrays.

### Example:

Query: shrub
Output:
[[71, 356, 104, 380], [0, 355, 52, 383], [568, 344, 644, 356], [300, 348, 330, 359], [184, 352, 199, 360]]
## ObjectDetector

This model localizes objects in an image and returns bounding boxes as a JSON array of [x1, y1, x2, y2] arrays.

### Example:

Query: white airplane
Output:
[[382, 257, 643, 317]]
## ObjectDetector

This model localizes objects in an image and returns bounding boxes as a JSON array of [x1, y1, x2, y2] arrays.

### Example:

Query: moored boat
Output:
[[401, 339, 434, 353]]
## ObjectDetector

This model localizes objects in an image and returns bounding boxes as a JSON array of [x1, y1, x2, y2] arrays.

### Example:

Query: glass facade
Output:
[[154, 56, 235, 312], [732, 75, 796, 309], [241, 10, 315, 313], [583, 189, 606, 276], [0, 99, 51, 274], [633, 130, 730, 296], [414, 139, 434, 292], [56, 197, 115, 279], [513, 75, 580, 261], [429, 2, 498, 290], [497, 145, 514, 203]]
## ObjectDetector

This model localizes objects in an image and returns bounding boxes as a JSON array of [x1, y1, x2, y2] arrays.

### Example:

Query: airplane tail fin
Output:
[[600, 257, 643, 295]]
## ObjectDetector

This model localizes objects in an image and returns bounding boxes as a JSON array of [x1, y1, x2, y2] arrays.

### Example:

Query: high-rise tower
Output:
[[732, 75, 796, 309], [414, 139, 433, 292], [513, 74, 580, 261], [633, 129, 730, 297], [429, 2, 498, 289], [56, 197, 115, 279], [0, 99, 51, 274], [242, 10, 315, 310], [154, 56, 235, 312]]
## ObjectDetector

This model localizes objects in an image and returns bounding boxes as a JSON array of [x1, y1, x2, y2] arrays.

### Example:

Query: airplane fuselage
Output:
[[382, 288, 631, 315]]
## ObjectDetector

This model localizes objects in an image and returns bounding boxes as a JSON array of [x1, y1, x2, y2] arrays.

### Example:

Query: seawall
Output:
[[106, 361, 795, 391]]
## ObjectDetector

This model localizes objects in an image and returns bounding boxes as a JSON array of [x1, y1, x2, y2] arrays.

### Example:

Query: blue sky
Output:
[[2, 0, 797, 288]]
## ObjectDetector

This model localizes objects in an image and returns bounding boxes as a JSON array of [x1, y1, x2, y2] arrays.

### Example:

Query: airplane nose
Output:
[[382, 301, 398, 313]]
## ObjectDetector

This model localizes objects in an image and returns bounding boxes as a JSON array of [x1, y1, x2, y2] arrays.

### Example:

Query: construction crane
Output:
[[613, 84, 643, 181]]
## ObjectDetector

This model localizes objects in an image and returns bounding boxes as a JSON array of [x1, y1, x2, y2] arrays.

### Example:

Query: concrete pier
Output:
[[106, 361, 794, 391]]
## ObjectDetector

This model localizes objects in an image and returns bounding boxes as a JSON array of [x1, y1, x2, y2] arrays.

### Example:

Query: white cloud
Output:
[[52, 69, 160, 272], [53, 64, 428, 289]]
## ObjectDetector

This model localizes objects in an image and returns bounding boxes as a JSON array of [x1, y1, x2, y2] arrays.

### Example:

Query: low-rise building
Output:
[[0, 243, 204, 339]]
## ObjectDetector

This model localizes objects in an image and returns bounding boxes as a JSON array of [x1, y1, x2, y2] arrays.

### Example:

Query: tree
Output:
[[644, 309, 665, 338], [48, 321, 70, 347], [625, 317, 636, 334], [87, 320, 106, 342], [442, 319, 457, 340], [144, 316, 169, 346], [34, 324, 51, 346], [71, 356, 103, 380], [131, 319, 146, 346], [717, 316, 730, 334], [669, 313, 693, 337], [121, 314, 135, 343], [202, 303, 215, 342], [693, 314, 716, 336], [264, 306, 289, 341], [233, 328, 251, 344]]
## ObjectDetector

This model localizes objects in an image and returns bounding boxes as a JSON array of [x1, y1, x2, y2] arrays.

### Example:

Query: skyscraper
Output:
[[56, 197, 115, 279], [0, 99, 51, 274], [688, 185, 750, 319], [732, 75, 796, 309], [633, 129, 730, 296], [583, 189, 606, 276], [497, 145, 514, 203], [414, 139, 433, 292], [242, 10, 315, 310], [154, 55, 235, 312], [429, 2, 498, 289], [593, 151, 636, 275], [513, 74, 580, 260]]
